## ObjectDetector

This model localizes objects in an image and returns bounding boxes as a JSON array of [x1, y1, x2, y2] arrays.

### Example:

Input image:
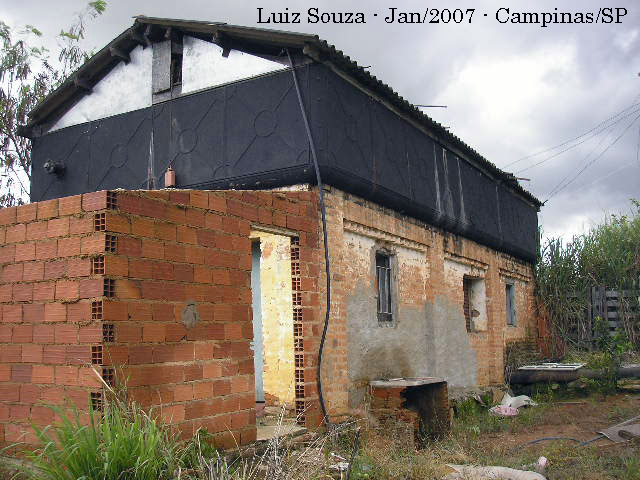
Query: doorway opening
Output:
[[250, 230, 305, 440]]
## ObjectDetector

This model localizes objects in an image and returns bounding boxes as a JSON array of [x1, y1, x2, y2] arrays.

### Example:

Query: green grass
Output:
[[2, 387, 638, 480], [356, 422, 640, 480], [355, 391, 640, 480], [2, 392, 337, 480], [23, 400, 182, 480], [451, 395, 551, 436]]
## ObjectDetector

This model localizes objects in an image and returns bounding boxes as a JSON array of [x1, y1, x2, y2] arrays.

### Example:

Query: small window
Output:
[[506, 283, 516, 326], [152, 36, 183, 99], [170, 51, 182, 86], [376, 252, 392, 323]]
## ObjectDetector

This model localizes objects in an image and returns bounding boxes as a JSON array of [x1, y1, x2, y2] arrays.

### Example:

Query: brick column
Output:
[[0, 192, 113, 447]]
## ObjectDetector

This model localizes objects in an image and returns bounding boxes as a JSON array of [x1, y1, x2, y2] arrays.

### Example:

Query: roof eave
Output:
[[27, 26, 138, 128]]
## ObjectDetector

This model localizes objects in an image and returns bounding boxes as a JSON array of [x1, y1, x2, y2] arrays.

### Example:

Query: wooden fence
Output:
[[566, 287, 640, 347]]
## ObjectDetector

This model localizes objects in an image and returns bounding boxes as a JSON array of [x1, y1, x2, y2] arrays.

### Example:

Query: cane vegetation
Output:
[[536, 199, 640, 353]]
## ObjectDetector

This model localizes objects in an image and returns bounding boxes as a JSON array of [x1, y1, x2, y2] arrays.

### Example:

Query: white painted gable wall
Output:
[[49, 36, 286, 133], [50, 45, 153, 132], [182, 36, 286, 95]]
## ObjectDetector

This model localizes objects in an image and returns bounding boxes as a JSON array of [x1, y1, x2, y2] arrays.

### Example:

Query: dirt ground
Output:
[[484, 392, 640, 448], [355, 391, 640, 480], [1, 391, 638, 480]]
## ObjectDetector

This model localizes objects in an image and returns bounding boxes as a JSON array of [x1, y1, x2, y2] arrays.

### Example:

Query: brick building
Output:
[[1, 18, 542, 447]]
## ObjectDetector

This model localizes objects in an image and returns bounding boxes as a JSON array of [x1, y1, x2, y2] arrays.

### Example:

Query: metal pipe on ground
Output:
[[509, 366, 640, 385]]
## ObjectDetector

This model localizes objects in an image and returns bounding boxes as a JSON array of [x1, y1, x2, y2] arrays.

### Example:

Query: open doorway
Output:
[[250, 230, 304, 440]]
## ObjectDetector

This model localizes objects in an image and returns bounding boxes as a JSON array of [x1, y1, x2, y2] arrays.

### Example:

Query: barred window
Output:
[[376, 253, 393, 323], [463, 276, 473, 332], [506, 283, 517, 326]]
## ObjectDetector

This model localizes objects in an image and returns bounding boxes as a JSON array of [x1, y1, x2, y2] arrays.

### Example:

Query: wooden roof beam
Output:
[[130, 29, 149, 48], [73, 76, 93, 93], [109, 46, 130, 64]]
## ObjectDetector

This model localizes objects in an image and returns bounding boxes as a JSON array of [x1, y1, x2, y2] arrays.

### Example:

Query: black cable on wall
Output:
[[286, 49, 331, 426]]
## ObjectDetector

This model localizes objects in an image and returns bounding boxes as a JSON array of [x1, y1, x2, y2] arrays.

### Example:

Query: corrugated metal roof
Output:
[[23, 16, 541, 207]]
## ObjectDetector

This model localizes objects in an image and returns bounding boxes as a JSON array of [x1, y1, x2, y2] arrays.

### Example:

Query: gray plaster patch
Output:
[[181, 300, 200, 329], [426, 296, 478, 387], [347, 282, 477, 408]]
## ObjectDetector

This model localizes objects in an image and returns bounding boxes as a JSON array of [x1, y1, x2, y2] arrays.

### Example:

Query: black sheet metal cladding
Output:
[[30, 64, 538, 262]]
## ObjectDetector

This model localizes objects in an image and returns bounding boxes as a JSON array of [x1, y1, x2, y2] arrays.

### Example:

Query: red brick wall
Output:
[[1, 184, 538, 445], [0, 193, 110, 446], [0, 189, 322, 448], [317, 187, 539, 417]]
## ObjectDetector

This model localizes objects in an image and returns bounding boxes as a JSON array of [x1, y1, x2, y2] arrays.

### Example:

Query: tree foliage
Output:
[[0, 1, 106, 206]]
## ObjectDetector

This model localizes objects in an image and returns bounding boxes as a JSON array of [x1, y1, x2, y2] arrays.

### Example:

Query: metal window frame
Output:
[[463, 276, 473, 332], [505, 282, 517, 326], [375, 252, 393, 323]]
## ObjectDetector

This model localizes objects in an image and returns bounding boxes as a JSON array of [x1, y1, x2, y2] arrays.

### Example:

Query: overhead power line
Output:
[[535, 114, 628, 189], [543, 111, 640, 204], [515, 104, 640, 175], [505, 97, 640, 170], [573, 159, 638, 192], [636, 121, 640, 167]]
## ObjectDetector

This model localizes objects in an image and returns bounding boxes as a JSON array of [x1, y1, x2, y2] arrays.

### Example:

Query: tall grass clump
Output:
[[23, 398, 181, 480], [536, 199, 640, 352], [12, 379, 341, 480]]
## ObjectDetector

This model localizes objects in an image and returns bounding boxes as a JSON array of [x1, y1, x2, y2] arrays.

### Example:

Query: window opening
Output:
[[170, 50, 182, 86], [463, 276, 473, 332], [506, 283, 516, 326], [463, 275, 485, 332], [376, 253, 392, 323]]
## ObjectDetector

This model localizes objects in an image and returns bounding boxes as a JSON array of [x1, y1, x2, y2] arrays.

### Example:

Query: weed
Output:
[[3, 376, 638, 480], [23, 401, 181, 480], [529, 382, 561, 403], [179, 429, 220, 471], [578, 317, 633, 394]]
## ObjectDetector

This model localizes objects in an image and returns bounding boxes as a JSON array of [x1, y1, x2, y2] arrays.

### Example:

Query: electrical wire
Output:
[[542, 113, 633, 198], [543, 111, 640, 204], [514, 105, 640, 175], [636, 121, 640, 167], [516, 414, 640, 450], [505, 98, 640, 169], [519, 436, 583, 447], [287, 48, 332, 426], [517, 435, 604, 449], [573, 159, 637, 192]]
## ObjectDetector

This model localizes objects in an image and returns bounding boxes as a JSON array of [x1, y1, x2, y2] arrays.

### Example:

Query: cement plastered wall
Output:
[[250, 231, 294, 405], [315, 187, 537, 414], [444, 259, 488, 331]]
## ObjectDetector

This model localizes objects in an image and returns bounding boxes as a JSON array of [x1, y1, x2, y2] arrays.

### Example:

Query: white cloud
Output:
[[430, 43, 579, 158], [614, 28, 638, 53]]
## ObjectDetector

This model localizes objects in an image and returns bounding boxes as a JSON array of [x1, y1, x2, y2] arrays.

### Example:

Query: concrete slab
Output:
[[369, 377, 445, 388], [257, 424, 307, 441]]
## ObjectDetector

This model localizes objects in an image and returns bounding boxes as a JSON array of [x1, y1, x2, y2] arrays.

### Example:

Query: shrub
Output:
[[580, 316, 632, 394]]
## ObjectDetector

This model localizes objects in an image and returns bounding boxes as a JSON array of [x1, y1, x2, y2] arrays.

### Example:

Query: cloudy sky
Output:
[[2, 0, 639, 240]]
